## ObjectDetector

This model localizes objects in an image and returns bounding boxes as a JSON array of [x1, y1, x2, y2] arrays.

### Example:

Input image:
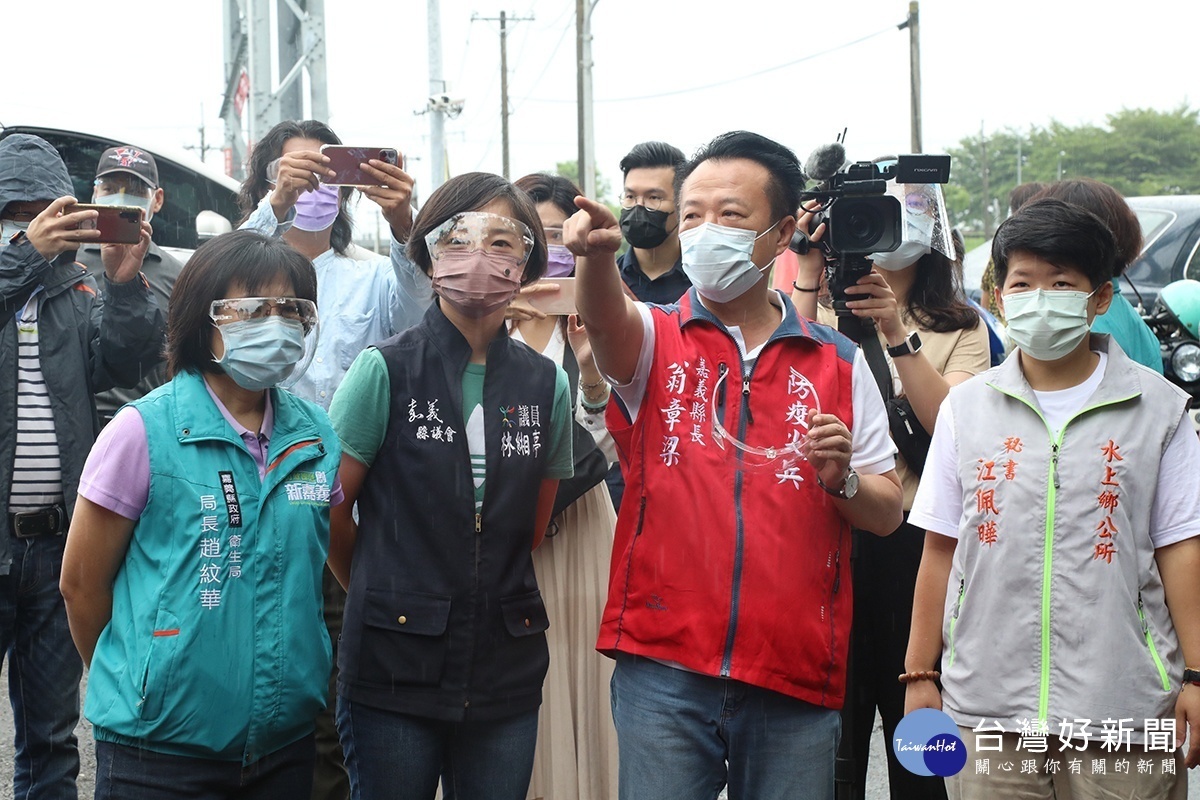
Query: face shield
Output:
[[424, 211, 535, 265], [884, 180, 955, 261], [709, 366, 824, 473], [210, 297, 320, 390]]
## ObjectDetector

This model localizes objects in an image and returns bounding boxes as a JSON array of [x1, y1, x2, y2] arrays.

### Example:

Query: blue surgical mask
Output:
[[1002, 288, 1096, 362], [214, 317, 307, 390], [679, 221, 779, 303], [94, 191, 154, 220]]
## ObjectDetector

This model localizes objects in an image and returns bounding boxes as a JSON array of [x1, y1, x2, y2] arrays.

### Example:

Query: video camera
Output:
[[792, 152, 951, 316]]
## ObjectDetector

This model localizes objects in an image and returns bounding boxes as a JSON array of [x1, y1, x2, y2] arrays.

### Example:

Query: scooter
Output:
[[1140, 279, 1200, 430]]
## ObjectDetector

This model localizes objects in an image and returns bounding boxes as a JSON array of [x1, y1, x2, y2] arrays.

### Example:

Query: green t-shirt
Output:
[[329, 349, 574, 507]]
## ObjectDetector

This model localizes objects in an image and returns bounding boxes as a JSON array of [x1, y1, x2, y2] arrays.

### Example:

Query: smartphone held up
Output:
[[63, 204, 143, 244], [319, 146, 401, 187]]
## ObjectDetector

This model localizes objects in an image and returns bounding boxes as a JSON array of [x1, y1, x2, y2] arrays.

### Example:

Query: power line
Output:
[[528, 23, 898, 105]]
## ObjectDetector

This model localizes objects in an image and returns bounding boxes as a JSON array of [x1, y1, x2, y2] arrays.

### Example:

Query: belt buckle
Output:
[[11, 506, 62, 538]]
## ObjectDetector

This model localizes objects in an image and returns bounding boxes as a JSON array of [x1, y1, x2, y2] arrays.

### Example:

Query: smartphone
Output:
[[64, 204, 143, 244], [319, 146, 400, 186], [528, 277, 577, 316]]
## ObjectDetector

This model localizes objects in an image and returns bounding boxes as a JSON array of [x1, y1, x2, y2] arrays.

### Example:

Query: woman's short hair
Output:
[[236, 119, 354, 256], [406, 172, 548, 285], [167, 230, 319, 377], [1031, 178, 1142, 275], [514, 173, 582, 221]]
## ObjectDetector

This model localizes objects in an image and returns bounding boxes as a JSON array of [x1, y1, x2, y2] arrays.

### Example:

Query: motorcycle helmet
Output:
[[1154, 279, 1200, 383]]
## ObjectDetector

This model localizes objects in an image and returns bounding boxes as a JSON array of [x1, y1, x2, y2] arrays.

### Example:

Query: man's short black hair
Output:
[[991, 198, 1118, 289], [675, 131, 805, 222], [619, 141, 686, 180]]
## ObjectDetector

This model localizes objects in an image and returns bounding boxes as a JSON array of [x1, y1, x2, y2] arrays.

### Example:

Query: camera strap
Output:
[[837, 314, 893, 402]]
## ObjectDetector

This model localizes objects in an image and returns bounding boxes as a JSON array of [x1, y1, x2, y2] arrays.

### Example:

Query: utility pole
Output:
[[980, 122, 991, 238], [184, 104, 221, 163], [904, 1, 922, 153], [576, 0, 598, 198], [475, 10, 533, 179], [428, 0, 447, 190]]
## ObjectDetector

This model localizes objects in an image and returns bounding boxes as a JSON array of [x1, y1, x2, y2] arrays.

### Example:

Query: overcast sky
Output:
[[7, 0, 1198, 206]]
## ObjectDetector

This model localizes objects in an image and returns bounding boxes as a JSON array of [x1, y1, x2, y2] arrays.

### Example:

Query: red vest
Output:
[[601, 291, 859, 708]]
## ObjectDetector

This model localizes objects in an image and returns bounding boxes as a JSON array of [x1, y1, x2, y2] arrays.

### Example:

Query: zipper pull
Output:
[[1051, 444, 1061, 489], [742, 377, 754, 425], [832, 549, 841, 594], [475, 513, 482, 533], [953, 579, 965, 617]]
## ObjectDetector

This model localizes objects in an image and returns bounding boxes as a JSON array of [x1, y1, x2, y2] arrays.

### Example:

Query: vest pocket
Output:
[[493, 591, 551, 695], [358, 588, 452, 687], [137, 609, 182, 723], [500, 590, 550, 637]]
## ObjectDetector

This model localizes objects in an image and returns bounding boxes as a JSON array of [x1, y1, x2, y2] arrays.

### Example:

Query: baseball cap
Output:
[[95, 146, 159, 189]]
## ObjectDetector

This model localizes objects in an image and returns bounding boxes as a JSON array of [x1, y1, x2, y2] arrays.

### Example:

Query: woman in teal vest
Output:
[[61, 230, 343, 798]]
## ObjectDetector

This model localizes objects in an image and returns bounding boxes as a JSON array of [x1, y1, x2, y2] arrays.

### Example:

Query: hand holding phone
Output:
[[319, 146, 401, 186]]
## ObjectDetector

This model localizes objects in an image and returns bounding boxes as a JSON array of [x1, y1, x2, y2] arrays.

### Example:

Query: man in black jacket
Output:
[[0, 133, 163, 799]]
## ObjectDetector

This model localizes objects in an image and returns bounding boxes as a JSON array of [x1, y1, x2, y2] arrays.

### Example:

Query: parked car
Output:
[[0, 124, 239, 258], [962, 195, 1200, 311]]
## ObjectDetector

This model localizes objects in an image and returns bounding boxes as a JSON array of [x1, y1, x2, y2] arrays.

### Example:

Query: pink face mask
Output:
[[432, 250, 524, 318]]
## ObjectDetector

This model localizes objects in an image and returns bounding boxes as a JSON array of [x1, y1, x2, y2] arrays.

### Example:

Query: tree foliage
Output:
[[945, 105, 1200, 234]]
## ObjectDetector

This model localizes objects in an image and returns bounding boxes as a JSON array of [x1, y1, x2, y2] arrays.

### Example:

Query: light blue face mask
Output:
[[0, 220, 30, 244], [214, 316, 306, 391], [94, 191, 154, 220]]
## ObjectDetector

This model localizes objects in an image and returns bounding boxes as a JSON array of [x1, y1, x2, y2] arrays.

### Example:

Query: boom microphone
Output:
[[804, 142, 847, 184]]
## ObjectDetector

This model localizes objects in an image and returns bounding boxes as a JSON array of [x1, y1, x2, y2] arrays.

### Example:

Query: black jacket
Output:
[[0, 134, 164, 573], [339, 302, 558, 721]]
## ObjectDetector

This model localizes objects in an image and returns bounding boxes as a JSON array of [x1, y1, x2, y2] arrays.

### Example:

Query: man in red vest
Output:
[[566, 130, 903, 800]]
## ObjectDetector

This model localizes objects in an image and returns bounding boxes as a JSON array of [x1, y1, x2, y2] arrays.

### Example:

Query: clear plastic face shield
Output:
[[423, 211, 535, 266], [709, 366, 823, 472], [884, 179, 955, 260], [209, 297, 320, 389], [93, 175, 155, 216]]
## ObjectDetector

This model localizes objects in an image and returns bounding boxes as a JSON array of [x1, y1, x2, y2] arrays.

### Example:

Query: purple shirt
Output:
[[79, 380, 343, 521]]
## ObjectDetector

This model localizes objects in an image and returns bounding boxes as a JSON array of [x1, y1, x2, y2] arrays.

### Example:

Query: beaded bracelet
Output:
[[792, 281, 820, 293], [898, 670, 941, 684], [580, 376, 607, 391]]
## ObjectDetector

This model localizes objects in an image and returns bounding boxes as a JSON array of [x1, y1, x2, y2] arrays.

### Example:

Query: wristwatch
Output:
[[887, 330, 922, 358], [817, 466, 860, 499], [1183, 668, 1200, 687]]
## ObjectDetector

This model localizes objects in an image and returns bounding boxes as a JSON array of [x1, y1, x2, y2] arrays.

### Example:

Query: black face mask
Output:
[[619, 205, 675, 250]]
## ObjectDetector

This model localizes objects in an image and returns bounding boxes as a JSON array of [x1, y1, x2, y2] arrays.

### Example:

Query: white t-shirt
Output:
[[910, 354, 1200, 548], [609, 292, 896, 475]]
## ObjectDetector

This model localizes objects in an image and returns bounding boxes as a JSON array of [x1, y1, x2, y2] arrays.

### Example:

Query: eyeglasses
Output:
[[543, 227, 564, 245], [620, 192, 671, 212], [424, 211, 535, 264], [709, 367, 823, 472], [905, 192, 934, 215], [210, 297, 318, 334], [94, 176, 153, 197]]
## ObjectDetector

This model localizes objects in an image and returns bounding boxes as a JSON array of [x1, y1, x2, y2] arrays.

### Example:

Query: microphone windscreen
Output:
[[805, 143, 847, 183]]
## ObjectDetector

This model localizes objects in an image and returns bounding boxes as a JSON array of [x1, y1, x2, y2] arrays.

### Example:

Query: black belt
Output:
[[8, 505, 66, 538]]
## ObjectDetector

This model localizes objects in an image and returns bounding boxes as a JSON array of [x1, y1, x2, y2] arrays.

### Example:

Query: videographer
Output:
[[792, 174, 990, 799]]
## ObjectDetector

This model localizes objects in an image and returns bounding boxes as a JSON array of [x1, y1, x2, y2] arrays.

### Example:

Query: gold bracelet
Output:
[[580, 377, 607, 392]]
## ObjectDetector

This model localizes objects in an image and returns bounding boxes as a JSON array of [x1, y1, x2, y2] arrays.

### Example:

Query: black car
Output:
[[0, 124, 240, 253], [963, 195, 1200, 310]]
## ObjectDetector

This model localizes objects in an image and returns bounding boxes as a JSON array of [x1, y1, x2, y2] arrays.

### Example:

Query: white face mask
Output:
[[1003, 288, 1095, 362], [680, 221, 779, 303], [870, 240, 931, 271]]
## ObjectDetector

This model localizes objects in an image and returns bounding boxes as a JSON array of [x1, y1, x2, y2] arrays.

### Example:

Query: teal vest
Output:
[[85, 370, 341, 764]]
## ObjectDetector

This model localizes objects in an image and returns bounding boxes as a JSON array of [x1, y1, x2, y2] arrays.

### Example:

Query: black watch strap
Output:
[[1184, 668, 1200, 686], [887, 330, 922, 358]]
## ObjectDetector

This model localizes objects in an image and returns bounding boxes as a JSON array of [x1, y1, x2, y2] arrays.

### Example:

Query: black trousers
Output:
[[837, 519, 947, 800]]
